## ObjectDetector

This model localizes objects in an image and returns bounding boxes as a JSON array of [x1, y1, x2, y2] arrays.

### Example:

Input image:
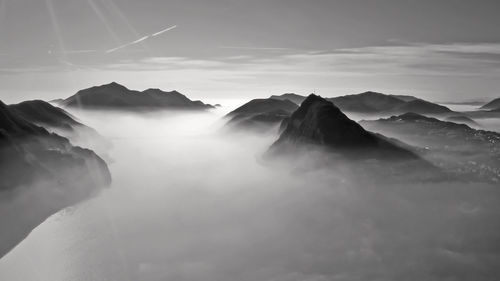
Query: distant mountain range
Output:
[[445, 115, 480, 127], [361, 112, 500, 182], [270, 91, 454, 115], [61, 82, 214, 110], [0, 99, 111, 258], [224, 98, 298, 132], [269, 93, 307, 105]]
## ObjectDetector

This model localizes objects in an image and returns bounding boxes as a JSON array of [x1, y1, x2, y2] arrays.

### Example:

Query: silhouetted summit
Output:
[[271, 94, 418, 159], [61, 82, 213, 110]]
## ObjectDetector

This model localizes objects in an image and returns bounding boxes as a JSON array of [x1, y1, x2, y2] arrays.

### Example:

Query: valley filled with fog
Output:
[[1, 105, 500, 281]]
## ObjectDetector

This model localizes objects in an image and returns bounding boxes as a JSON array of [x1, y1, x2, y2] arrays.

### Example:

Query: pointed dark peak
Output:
[[282, 94, 374, 147], [291, 94, 348, 122], [272, 94, 420, 160], [107, 81, 124, 87], [93, 82, 129, 91]]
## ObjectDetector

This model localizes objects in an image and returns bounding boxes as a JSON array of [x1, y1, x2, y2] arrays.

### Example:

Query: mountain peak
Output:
[[272, 94, 418, 159], [277, 94, 378, 148], [61, 84, 212, 110]]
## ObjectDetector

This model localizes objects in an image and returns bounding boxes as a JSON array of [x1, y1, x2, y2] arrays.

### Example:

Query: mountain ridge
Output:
[[61, 82, 214, 110]]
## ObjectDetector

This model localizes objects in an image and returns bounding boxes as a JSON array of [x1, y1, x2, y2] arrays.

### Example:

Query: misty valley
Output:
[[1, 83, 500, 281]]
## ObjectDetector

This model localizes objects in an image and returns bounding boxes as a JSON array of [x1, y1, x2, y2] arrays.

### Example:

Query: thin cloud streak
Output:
[[219, 46, 299, 51]]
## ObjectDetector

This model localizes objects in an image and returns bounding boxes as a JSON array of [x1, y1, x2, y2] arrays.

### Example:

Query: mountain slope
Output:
[[0, 100, 111, 257], [361, 112, 500, 182], [481, 97, 500, 110], [271, 94, 419, 160], [61, 82, 213, 110], [328, 91, 406, 113], [269, 93, 307, 105], [392, 99, 452, 114], [9, 99, 110, 153], [227, 98, 298, 116], [10, 100, 82, 130], [224, 98, 298, 133], [328, 91, 453, 115]]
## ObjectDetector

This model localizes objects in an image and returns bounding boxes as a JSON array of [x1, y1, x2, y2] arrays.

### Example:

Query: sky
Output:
[[0, 0, 500, 103]]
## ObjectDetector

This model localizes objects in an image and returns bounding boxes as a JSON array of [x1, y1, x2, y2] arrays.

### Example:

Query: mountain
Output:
[[269, 93, 307, 105], [328, 91, 453, 115], [480, 97, 500, 110], [361, 112, 500, 182], [445, 115, 480, 127], [227, 98, 298, 116], [10, 100, 82, 131], [389, 94, 420, 102], [271, 94, 419, 160], [224, 98, 298, 133], [9, 100, 110, 154], [0, 100, 111, 257], [61, 82, 213, 110], [392, 99, 452, 114], [328, 91, 405, 113]]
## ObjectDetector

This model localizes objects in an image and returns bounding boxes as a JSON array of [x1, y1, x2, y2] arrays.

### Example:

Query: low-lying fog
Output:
[[1, 105, 500, 281]]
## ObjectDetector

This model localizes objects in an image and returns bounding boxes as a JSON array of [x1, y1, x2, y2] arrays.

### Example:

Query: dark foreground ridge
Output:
[[9, 99, 110, 155], [0, 100, 111, 258], [9, 99, 82, 130], [61, 82, 214, 110], [271, 94, 419, 160]]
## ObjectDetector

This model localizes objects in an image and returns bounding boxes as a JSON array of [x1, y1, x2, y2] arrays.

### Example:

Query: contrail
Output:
[[106, 25, 177, 53]]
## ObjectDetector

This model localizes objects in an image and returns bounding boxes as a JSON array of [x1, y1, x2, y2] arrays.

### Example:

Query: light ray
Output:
[[101, 0, 152, 53], [0, 0, 7, 43], [87, 0, 121, 45], [45, 0, 67, 58]]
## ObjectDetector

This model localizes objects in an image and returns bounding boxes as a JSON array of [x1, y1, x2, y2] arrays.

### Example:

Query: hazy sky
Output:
[[1, 0, 500, 103]]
